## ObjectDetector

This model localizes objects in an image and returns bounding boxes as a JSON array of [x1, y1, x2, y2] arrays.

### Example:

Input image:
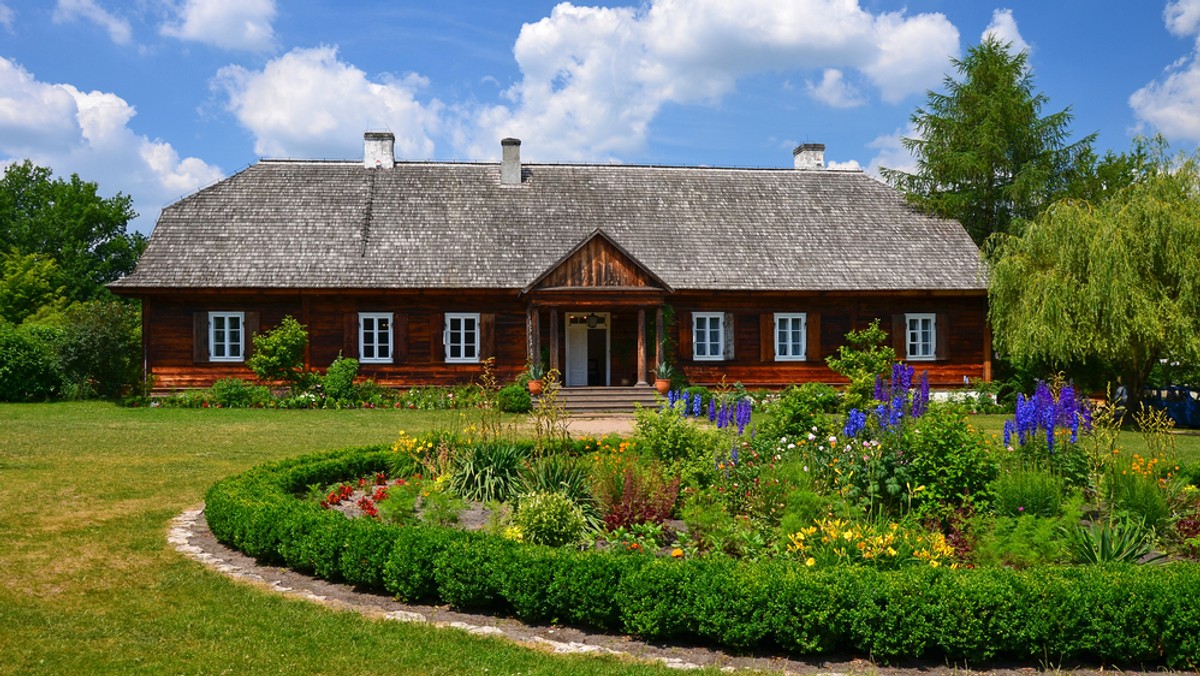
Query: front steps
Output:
[[548, 386, 662, 413]]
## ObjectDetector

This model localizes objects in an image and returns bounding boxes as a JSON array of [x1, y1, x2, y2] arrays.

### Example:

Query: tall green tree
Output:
[[988, 142, 1200, 404], [0, 160, 144, 302], [881, 37, 1095, 246]]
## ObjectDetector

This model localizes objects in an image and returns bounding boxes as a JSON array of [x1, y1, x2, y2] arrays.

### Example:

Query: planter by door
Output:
[[528, 380, 544, 395], [655, 378, 671, 394]]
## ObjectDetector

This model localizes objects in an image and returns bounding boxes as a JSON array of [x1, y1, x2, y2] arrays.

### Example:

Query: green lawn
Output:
[[0, 402, 679, 675]]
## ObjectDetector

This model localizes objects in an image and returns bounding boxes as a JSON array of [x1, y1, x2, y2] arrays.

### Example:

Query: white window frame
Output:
[[209, 311, 245, 362], [692, 312, 724, 361], [445, 312, 481, 363], [905, 313, 937, 361], [774, 312, 807, 361], [358, 312, 393, 364]]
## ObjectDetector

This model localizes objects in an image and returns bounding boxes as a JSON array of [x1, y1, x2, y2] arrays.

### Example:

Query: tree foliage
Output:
[[0, 250, 67, 325], [826, 319, 896, 411], [0, 160, 143, 302], [988, 141, 1200, 402], [246, 316, 311, 394], [882, 37, 1094, 246]]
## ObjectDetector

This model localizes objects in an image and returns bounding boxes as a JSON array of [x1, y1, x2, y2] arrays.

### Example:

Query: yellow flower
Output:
[[805, 557, 816, 567], [671, 548, 684, 558]]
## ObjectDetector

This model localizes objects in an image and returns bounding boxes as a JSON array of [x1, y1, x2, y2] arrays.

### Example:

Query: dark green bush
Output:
[[904, 405, 999, 517], [205, 446, 1200, 668], [210, 377, 271, 408], [497, 383, 532, 413], [0, 321, 61, 401], [323, 354, 359, 403]]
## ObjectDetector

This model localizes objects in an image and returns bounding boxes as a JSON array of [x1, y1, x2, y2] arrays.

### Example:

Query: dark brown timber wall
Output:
[[137, 289, 988, 390]]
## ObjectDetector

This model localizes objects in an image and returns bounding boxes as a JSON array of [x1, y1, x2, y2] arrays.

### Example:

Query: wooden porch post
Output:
[[531, 306, 541, 367], [655, 307, 664, 368], [525, 305, 534, 365], [983, 322, 993, 382], [549, 308, 559, 374], [636, 307, 648, 386]]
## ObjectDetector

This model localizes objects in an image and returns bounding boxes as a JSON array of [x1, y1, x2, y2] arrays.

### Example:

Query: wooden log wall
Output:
[[138, 289, 988, 391]]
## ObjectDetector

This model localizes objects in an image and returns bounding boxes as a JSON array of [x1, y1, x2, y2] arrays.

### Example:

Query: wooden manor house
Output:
[[111, 132, 990, 393]]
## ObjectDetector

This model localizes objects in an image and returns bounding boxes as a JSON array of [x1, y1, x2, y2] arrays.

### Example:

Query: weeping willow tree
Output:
[[988, 142, 1200, 403]]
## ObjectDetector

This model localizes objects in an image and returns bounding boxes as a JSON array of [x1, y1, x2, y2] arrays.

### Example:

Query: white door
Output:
[[565, 322, 588, 386]]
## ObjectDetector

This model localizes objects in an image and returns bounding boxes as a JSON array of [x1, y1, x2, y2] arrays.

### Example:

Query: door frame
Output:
[[564, 311, 611, 387]]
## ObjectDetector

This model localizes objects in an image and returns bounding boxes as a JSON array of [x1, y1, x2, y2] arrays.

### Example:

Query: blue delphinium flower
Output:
[[874, 375, 886, 402], [912, 371, 930, 418], [1003, 419, 1015, 447], [692, 394, 702, 417], [730, 444, 739, 465], [874, 403, 888, 430], [844, 408, 867, 437], [736, 399, 752, 435]]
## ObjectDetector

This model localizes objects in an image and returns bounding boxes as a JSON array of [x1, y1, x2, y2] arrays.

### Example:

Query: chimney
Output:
[[501, 137, 522, 185], [363, 131, 395, 169], [793, 143, 825, 170]]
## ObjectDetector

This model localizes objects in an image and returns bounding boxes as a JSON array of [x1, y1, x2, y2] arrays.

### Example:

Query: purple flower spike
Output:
[[708, 398, 717, 422]]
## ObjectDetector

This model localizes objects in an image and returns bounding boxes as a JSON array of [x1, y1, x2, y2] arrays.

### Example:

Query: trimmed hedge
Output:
[[205, 447, 1200, 668]]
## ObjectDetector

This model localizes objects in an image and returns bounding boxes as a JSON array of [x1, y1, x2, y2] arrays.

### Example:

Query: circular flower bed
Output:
[[205, 445, 1200, 667]]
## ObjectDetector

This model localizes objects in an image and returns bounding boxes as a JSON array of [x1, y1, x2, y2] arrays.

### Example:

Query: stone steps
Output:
[[543, 386, 661, 413]]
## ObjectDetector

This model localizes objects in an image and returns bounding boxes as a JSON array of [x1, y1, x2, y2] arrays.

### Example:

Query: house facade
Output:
[[111, 133, 990, 390]]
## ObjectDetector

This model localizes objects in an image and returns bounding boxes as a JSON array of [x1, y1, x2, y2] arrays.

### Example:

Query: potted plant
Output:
[[527, 361, 547, 395], [654, 362, 674, 394]]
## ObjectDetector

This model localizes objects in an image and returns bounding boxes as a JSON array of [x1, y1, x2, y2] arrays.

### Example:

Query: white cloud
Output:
[[806, 69, 864, 108], [1130, 1, 1200, 142], [0, 57, 223, 232], [213, 46, 442, 159], [825, 159, 863, 171], [0, 3, 14, 32], [982, 8, 1031, 56], [452, 0, 958, 161], [52, 0, 131, 45], [161, 0, 276, 52], [864, 123, 921, 177], [1165, 0, 1200, 39]]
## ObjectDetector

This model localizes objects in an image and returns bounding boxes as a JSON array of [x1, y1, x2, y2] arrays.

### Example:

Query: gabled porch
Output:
[[522, 229, 672, 388]]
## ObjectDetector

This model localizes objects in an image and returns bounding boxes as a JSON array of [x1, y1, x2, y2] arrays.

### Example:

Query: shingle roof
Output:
[[112, 159, 986, 292]]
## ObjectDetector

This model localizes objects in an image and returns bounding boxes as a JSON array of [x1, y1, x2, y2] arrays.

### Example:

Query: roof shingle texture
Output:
[[113, 160, 986, 292]]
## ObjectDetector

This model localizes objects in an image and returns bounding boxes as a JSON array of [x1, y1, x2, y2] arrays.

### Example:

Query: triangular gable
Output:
[[523, 229, 672, 293]]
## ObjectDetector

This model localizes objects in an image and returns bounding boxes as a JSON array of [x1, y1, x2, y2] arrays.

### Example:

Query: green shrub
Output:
[[246, 315, 313, 394], [904, 405, 999, 517], [1108, 469, 1171, 532], [761, 383, 840, 441], [0, 321, 61, 401], [322, 354, 358, 402], [382, 526, 467, 603], [633, 403, 720, 488], [209, 377, 271, 408], [419, 488, 465, 527], [338, 518, 401, 588], [497, 383, 532, 413], [993, 467, 1066, 518], [519, 454, 597, 524], [52, 300, 141, 398], [450, 441, 526, 503], [971, 514, 1072, 568], [512, 491, 587, 547], [825, 319, 895, 412]]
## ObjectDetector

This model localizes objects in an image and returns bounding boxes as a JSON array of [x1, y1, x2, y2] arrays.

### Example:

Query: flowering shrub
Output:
[[1001, 382, 1091, 484], [785, 517, 958, 569]]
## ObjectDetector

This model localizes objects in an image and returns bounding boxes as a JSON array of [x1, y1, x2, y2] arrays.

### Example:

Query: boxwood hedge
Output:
[[204, 446, 1200, 668]]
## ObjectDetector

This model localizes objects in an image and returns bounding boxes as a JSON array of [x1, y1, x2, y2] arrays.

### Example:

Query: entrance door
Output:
[[564, 312, 609, 386]]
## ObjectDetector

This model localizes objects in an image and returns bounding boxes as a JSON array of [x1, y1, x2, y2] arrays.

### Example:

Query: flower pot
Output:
[[528, 379, 544, 396], [654, 378, 671, 394]]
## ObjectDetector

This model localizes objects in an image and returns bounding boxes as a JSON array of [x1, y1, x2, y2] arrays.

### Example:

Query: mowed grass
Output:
[[0, 402, 680, 675]]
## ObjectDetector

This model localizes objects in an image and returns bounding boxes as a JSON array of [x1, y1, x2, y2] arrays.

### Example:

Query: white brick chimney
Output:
[[501, 137, 522, 185], [793, 143, 825, 170], [363, 131, 395, 169]]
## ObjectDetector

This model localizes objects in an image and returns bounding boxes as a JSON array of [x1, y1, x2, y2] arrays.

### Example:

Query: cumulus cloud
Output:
[[52, 0, 131, 45], [806, 69, 864, 108], [1165, 0, 1200, 38], [452, 0, 958, 161], [213, 46, 442, 159], [1130, 0, 1200, 142], [0, 57, 223, 231], [0, 3, 14, 32], [982, 8, 1031, 56], [161, 0, 276, 52], [863, 123, 921, 177]]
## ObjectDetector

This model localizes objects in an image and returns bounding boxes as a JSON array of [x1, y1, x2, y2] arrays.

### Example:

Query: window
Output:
[[693, 312, 724, 360], [359, 312, 393, 363], [445, 313, 480, 362], [906, 313, 936, 360], [209, 311, 245, 362], [774, 313, 807, 361]]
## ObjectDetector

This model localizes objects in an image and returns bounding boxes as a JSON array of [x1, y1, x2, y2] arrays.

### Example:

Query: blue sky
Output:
[[1, 1, 1198, 233]]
